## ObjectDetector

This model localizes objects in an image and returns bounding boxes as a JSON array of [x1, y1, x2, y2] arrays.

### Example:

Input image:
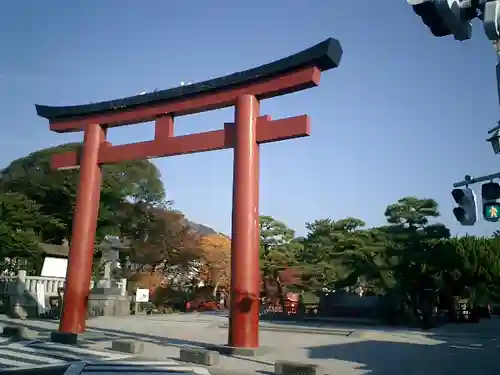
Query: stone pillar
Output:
[[119, 278, 127, 297], [16, 270, 26, 296], [97, 261, 112, 289], [12, 270, 27, 319]]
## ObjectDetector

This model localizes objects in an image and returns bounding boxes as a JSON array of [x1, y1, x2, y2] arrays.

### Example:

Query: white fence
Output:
[[0, 270, 127, 299]]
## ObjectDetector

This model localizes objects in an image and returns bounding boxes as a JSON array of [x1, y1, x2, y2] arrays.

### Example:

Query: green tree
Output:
[[0, 192, 55, 273], [0, 223, 41, 274], [299, 218, 355, 291], [300, 217, 393, 294], [0, 143, 166, 244], [259, 215, 299, 273], [381, 197, 451, 305], [259, 216, 302, 304], [435, 236, 500, 301], [384, 196, 440, 229]]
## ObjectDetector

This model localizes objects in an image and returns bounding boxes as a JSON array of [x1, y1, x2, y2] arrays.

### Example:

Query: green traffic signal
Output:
[[483, 203, 500, 222]]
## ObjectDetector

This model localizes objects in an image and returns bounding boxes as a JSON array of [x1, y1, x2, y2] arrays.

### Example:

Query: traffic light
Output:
[[484, 0, 500, 40], [410, 0, 453, 37], [452, 187, 477, 225], [409, 0, 474, 41], [481, 182, 500, 222]]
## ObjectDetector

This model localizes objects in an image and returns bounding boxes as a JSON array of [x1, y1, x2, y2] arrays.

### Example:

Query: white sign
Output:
[[135, 288, 150, 303], [41, 257, 68, 278]]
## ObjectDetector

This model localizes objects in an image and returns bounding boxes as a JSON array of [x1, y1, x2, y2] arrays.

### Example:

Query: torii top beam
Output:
[[35, 38, 343, 133]]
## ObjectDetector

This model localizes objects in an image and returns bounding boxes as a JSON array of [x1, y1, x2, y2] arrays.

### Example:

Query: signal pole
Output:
[[486, 41, 500, 153], [454, 172, 500, 187], [410, 0, 500, 225]]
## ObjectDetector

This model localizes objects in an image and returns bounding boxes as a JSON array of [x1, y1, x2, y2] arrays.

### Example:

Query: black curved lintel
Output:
[[36, 38, 342, 121]]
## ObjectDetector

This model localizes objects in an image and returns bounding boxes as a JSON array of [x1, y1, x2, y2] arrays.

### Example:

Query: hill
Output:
[[186, 220, 218, 236]]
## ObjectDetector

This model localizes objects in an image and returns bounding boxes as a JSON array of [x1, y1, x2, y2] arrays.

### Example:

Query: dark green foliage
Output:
[[261, 196, 500, 309], [0, 143, 165, 274], [0, 192, 48, 274], [1, 143, 499, 308], [0, 143, 165, 243]]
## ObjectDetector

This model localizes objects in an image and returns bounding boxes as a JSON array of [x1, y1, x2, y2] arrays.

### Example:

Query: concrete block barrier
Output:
[[275, 360, 329, 375], [205, 344, 271, 357], [179, 347, 220, 366], [50, 331, 78, 345], [111, 339, 144, 354]]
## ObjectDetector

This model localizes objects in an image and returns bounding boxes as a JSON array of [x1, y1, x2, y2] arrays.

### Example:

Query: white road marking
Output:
[[33, 342, 131, 360], [0, 341, 134, 369], [0, 348, 63, 364], [82, 362, 211, 375]]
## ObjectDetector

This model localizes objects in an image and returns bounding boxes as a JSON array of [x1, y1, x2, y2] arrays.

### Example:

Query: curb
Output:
[[218, 323, 353, 336], [261, 316, 383, 326], [205, 344, 272, 357], [422, 331, 500, 340]]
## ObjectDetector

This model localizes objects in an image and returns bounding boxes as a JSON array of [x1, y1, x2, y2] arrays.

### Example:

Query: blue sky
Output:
[[1, 0, 499, 237]]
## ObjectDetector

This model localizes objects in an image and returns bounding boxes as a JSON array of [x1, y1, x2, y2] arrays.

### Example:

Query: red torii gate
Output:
[[35, 38, 342, 349]]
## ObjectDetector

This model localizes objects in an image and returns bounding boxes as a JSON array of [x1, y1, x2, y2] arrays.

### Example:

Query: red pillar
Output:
[[254, 143, 260, 291], [229, 95, 260, 348], [59, 123, 105, 334], [254, 127, 261, 305]]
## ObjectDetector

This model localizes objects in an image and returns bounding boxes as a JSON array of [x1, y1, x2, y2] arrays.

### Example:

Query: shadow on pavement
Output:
[[0, 364, 69, 375], [260, 314, 382, 326], [0, 317, 276, 368], [0, 317, 206, 348], [7, 315, 500, 374], [0, 317, 202, 345], [307, 335, 500, 375], [83, 326, 275, 367], [0, 318, 130, 370], [258, 318, 389, 332]]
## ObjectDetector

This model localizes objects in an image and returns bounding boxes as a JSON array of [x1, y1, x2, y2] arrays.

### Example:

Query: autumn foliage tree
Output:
[[197, 234, 231, 296], [118, 205, 205, 308], [122, 206, 202, 275]]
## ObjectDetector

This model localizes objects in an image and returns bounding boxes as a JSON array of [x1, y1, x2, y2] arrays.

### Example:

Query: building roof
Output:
[[39, 236, 129, 258], [39, 242, 69, 257]]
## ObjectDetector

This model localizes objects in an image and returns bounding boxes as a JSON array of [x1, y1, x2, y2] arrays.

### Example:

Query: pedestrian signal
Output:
[[481, 182, 500, 222]]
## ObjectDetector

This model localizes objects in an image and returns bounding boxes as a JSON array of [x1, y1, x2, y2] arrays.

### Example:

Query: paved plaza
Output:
[[0, 313, 499, 374]]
